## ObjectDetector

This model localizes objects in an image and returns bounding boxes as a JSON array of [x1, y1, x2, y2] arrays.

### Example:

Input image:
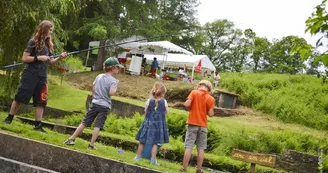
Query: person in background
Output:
[[150, 57, 158, 78], [206, 69, 211, 79], [179, 80, 215, 173], [213, 72, 220, 87], [141, 57, 147, 76]]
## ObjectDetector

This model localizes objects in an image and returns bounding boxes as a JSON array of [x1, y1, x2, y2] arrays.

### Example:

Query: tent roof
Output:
[[138, 41, 193, 55], [119, 40, 193, 55], [144, 53, 216, 71]]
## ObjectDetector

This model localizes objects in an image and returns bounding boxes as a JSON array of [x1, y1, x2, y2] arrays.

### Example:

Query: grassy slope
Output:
[[64, 71, 194, 102], [219, 72, 328, 130]]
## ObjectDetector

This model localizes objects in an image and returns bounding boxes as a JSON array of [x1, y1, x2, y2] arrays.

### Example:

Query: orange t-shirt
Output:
[[186, 89, 215, 127]]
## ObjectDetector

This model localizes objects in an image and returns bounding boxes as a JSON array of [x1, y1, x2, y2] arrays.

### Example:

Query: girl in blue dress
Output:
[[134, 82, 169, 165]]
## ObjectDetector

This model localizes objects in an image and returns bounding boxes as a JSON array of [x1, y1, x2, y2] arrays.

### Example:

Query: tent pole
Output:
[[192, 64, 195, 80]]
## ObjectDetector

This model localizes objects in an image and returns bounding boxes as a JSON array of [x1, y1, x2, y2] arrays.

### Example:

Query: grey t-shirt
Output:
[[92, 73, 118, 109], [24, 39, 52, 77]]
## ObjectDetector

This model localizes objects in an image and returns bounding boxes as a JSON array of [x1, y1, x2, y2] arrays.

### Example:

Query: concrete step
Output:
[[0, 132, 162, 173], [0, 156, 59, 173]]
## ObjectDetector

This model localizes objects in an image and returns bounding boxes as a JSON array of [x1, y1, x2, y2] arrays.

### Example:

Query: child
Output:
[[2, 20, 68, 133], [180, 80, 215, 173], [213, 72, 220, 87], [134, 82, 169, 165], [64, 57, 123, 149]]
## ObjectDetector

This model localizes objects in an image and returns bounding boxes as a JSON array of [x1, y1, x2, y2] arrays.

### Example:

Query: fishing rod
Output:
[[1, 34, 173, 69]]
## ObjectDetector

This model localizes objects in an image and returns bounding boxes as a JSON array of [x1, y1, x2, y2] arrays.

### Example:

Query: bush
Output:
[[63, 56, 86, 72]]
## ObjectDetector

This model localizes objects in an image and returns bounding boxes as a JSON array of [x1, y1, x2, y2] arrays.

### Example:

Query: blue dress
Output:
[[136, 99, 169, 144]]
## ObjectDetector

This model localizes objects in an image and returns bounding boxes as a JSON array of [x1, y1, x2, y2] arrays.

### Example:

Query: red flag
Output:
[[195, 60, 202, 72]]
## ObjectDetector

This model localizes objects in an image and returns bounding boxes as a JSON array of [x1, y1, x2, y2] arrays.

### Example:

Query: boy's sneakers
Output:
[[33, 125, 47, 133], [3, 115, 13, 124], [150, 158, 160, 166], [88, 144, 96, 150], [64, 138, 75, 145], [196, 170, 203, 173], [133, 155, 141, 161]]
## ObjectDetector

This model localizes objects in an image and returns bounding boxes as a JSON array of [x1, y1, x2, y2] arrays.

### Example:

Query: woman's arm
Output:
[[22, 52, 49, 63], [49, 52, 68, 66]]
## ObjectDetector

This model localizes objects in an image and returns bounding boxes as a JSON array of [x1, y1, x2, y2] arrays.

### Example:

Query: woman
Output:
[[3, 20, 68, 133]]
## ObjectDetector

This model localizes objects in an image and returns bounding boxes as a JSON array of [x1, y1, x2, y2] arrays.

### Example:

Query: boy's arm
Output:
[[184, 91, 194, 108], [184, 100, 192, 108], [207, 97, 215, 117], [207, 109, 214, 117], [92, 87, 95, 96], [109, 79, 119, 96]]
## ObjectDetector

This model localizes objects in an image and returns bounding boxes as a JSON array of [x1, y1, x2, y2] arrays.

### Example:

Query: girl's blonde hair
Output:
[[32, 20, 54, 54], [151, 82, 167, 98], [151, 82, 167, 110]]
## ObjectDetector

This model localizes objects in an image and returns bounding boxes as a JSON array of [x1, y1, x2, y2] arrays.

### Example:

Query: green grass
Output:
[[8, 113, 285, 173], [0, 112, 204, 173], [38, 111, 328, 172], [219, 72, 328, 130]]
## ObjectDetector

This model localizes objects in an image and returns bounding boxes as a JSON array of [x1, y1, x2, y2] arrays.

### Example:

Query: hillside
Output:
[[65, 71, 328, 131]]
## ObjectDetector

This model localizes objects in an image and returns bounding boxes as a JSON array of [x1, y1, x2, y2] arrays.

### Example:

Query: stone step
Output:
[[0, 132, 162, 173], [0, 156, 59, 173]]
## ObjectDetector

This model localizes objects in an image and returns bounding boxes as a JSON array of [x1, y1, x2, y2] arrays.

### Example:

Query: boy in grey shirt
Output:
[[64, 57, 124, 149]]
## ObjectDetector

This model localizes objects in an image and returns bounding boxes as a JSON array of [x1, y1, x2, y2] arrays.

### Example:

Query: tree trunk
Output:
[[95, 40, 106, 71]]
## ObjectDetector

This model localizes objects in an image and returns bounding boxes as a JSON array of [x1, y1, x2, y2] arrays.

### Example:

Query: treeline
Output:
[[0, 0, 327, 79]]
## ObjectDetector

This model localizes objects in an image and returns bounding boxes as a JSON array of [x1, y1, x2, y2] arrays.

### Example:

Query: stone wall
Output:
[[111, 99, 145, 117], [275, 150, 319, 173], [0, 156, 59, 173], [86, 94, 145, 117], [0, 132, 162, 173]]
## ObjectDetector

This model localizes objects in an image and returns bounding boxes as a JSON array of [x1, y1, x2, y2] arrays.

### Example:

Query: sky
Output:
[[197, 0, 323, 46]]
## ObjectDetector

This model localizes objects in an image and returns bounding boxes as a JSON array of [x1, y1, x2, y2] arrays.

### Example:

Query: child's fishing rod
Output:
[[1, 34, 173, 69]]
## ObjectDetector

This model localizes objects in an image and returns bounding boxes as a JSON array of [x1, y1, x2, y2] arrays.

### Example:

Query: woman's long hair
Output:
[[32, 20, 54, 54]]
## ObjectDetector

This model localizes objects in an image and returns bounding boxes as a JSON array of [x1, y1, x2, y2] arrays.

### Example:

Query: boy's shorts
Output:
[[82, 103, 110, 130], [184, 124, 208, 150], [14, 71, 48, 108]]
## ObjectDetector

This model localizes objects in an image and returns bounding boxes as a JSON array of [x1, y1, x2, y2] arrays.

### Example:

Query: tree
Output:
[[306, 52, 323, 75], [250, 37, 271, 71], [202, 19, 241, 71], [293, 0, 328, 67], [227, 29, 254, 72], [265, 36, 307, 74], [0, 0, 81, 95]]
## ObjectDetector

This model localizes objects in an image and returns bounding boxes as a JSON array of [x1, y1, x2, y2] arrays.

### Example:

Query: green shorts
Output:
[[184, 124, 208, 150]]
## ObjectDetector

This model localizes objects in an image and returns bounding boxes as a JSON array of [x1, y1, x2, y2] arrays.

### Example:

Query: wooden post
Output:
[[250, 163, 256, 173], [95, 40, 106, 71], [218, 93, 224, 108]]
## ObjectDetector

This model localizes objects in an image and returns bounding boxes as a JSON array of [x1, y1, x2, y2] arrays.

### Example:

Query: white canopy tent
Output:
[[144, 53, 216, 79], [119, 41, 193, 76]]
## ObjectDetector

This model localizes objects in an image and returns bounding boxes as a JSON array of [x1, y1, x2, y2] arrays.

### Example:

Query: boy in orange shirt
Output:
[[180, 80, 215, 173]]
